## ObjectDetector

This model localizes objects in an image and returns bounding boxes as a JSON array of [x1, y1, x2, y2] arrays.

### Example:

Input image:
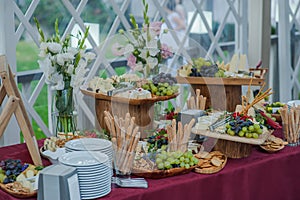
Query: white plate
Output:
[[80, 187, 111, 197], [65, 138, 112, 151], [80, 182, 111, 189], [59, 151, 108, 166]]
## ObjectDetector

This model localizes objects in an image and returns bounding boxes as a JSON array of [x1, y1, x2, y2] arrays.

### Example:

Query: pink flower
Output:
[[160, 43, 173, 59], [127, 54, 137, 69], [144, 21, 163, 36], [112, 42, 125, 56]]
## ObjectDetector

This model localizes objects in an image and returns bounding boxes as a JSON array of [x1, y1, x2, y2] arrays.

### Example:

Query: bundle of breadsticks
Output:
[[187, 89, 207, 110], [104, 111, 140, 175], [166, 118, 196, 152], [280, 105, 300, 144]]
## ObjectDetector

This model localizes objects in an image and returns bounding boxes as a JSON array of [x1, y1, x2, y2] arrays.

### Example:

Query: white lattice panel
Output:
[[2, 0, 248, 139]]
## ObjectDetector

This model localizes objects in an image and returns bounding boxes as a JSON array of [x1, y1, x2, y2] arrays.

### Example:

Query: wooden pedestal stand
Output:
[[176, 77, 264, 112], [80, 85, 178, 138], [0, 55, 42, 166]]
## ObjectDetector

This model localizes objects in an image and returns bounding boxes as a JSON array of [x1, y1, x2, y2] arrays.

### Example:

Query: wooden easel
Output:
[[0, 55, 42, 166]]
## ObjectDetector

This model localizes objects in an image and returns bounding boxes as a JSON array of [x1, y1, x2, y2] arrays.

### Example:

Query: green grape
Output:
[[174, 159, 180, 165], [156, 157, 163, 164], [184, 158, 190, 163], [179, 157, 185, 162], [192, 157, 199, 165], [253, 124, 260, 131], [166, 90, 173, 96], [157, 162, 164, 170], [151, 86, 158, 93], [225, 123, 231, 129], [242, 127, 248, 132], [252, 133, 259, 139], [248, 125, 254, 132], [164, 161, 171, 169], [180, 162, 185, 168], [238, 131, 245, 137], [184, 164, 190, 169], [257, 128, 263, 134], [156, 91, 161, 96]]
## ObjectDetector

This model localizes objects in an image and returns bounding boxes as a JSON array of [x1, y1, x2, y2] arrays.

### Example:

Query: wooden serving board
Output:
[[191, 128, 272, 145], [80, 85, 178, 105], [0, 183, 37, 199]]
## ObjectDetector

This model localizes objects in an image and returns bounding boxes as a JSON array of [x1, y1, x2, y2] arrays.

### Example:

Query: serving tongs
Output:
[[107, 82, 134, 96], [209, 115, 232, 132]]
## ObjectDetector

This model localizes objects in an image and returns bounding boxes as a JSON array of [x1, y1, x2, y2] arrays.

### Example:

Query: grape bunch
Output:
[[147, 129, 168, 153], [152, 73, 177, 85], [141, 73, 179, 96], [225, 116, 263, 139], [155, 150, 199, 170], [188, 57, 225, 77], [0, 159, 27, 184]]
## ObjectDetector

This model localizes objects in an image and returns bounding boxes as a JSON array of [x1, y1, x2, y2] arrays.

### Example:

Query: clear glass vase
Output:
[[52, 81, 77, 138]]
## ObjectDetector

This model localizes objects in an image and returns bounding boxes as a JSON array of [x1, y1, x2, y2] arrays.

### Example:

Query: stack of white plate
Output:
[[65, 138, 113, 172], [59, 151, 111, 199]]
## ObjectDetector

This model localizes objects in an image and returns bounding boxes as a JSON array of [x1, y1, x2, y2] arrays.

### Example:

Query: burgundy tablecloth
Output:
[[1, 130, 300, 200]]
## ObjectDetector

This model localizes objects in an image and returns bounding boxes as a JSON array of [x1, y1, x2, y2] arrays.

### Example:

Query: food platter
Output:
[[80, 85, 178, 105], [132, 165, 197, 179], [0, 182, 36, 199], [191, 128, 272, 145], [194, 151, 227, 174]]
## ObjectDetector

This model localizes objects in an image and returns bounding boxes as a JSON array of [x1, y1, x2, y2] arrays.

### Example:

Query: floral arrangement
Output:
[[34, 18, 95, 91], [112, 0, 173, 78], [34, 18, 95, 135]]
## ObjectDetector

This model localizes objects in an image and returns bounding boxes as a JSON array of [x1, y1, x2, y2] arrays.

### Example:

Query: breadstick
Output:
[[166, 125, 173, 151], [114, 116, 121, 139], [111, 117, 116, 138], [172, 119, 177, 151], [104, 116, 111, 133], [111, 137, 119, 169], [124, 113, 131, 130], [177, 122, 184, 151], [122, 132, 140, 174], [190, 96, 196, 109]]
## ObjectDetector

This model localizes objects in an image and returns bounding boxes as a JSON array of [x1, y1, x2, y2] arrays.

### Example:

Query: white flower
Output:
[[83, 52, 96, 61], [67, 64, 74, 74], [146, 39, 159, 56], [135, 62, 144, 71], [67, 47, 78, 56], [47, 42, 62, 54], [146, 57, 158, 69], [56, 54, 65, 66], [50, 73, 64, 90], [39, 42, 48, 57], [139, 49, 148, 60], [124, 44, 134, 57]]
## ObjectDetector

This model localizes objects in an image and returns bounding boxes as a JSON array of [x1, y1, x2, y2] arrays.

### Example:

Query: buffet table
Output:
[[1, 130, 300, 200]]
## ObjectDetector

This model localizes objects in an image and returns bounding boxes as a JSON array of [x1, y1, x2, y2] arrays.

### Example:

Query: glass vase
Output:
[[52, 85, 77, 138]]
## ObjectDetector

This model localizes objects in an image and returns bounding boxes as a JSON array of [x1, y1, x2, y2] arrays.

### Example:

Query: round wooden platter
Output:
[[80, 85, 179, 105], [0, 183, 37, 199], [194, 155, 227, 174], [259, 144, 285, 153], [132, 165, 197, 179]]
